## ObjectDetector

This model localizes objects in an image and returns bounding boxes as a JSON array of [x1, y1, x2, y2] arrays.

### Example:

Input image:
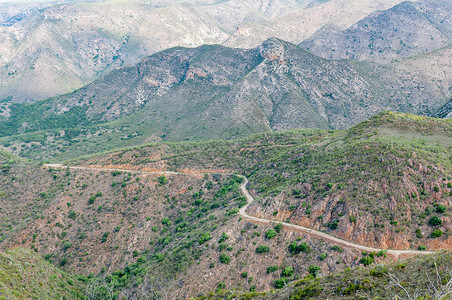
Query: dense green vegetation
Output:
[[0, 248, 85, 299]]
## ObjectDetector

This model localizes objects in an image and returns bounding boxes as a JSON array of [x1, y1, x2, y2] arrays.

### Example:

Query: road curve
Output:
[[45, 164, 433, 257]]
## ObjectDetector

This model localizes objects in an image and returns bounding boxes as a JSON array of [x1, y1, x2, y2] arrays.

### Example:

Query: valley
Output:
[[0, 0, 451, 299]]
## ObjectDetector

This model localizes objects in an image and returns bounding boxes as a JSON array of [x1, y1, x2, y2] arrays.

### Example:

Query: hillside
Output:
[[195, 250, 452, 299], [300, 0, 452, 60], [0, 39, 450, 162], [75, 112, 452, 251], [0, 112, 450, 298], [0, 247, 85, 299], [0, 0, 408, 102]]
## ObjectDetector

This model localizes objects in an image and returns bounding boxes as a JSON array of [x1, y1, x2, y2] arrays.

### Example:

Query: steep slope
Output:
[[1, 151, 363, 299], [76, 112, 452, 251], [0, 248, 85, 299], [300, 0, 452, 60], [195, 250, 452, 299], [0, 0, 408, 102], [1, 39, 450, 162]]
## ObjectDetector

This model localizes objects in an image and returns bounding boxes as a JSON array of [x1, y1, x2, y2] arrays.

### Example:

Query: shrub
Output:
[[158, 175, 167, 185], [266, 229, 278, 239], [101, 232, 109, 243], [274, 223, 283, 233], [68, 210, 77, 220], [198, 232, 211, 245], [241, 272, 248, 278], [308, 265, 321, 277], [256, 245, 270, 253], [274, 278, 288, 289], [415, 228, 423, 238], [330, 245, 343, 252], [429, 216, 442, 227], [318, 253, 327, 261], [289, 242, 311, 254], [435, 204, 446, 214], [267, 265, 278, 273], [418, 245, 427, 251], [327, 219, 339, 230], [161, 217, 170, 225], [431, 229, 443, 238], [218, 232, 229, 243], [62, 241, 72, 251], [349, 215, 357, 223], [219, 253, 231, 264], [88, 196, 96, 205], [360, 256, 374, 266], [281, 267, 294, 277]]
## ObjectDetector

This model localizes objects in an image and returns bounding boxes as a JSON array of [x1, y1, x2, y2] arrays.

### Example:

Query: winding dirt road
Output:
[[45, 164, 433, 257]]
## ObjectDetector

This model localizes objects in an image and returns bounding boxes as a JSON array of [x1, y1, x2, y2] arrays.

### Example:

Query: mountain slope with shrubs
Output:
[[0, 112, 450, 298], [76, 112, 452, 251], [194, 250, 452, 299]]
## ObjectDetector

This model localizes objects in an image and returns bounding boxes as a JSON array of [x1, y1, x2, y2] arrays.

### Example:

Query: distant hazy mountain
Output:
[[0, 0, 408, 102], [300, 0, 452, 60], [0, 38, 450, 161]]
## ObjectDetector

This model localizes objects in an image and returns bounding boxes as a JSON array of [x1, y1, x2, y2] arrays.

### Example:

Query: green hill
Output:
[[0, 248, 85, 299]]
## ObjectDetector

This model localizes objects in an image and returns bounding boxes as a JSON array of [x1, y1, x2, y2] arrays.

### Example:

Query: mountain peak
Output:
[[259, 38, 286, 62]]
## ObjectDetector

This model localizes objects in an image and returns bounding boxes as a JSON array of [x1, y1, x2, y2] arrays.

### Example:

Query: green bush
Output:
[[308, 265, 321, 277], [431, 229, 443, 238], [267, 265, 278, 273], [158, 175, 167, 185], [289, 242, 311, 254], [327, 219, 339, 230], [360, 256, 374, 266], [266, 229, 278, 239], [256, 245, 270, 254], [281, 267, 294, 277], [219, 253, 231, 264], [418, 245, 427, 251], [274, 277, 288, 289], [218, 232, 229, 243], [435, 204, 446, 214], [274, 223, 283, 233], [241, 272, 248, 278], [429, 216, 442, 227], [318, 253, 327, 261], [415, 228, 423, 238]]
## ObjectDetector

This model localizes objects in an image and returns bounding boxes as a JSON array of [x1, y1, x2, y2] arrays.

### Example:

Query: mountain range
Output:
[[0, 0, 410, 102], [0, 37, 450, 161]]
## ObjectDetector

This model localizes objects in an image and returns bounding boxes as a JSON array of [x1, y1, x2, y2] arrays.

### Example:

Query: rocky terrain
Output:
[[0, 38, 450, 162], [0, 0, 409, 102], [300, 0, 452, 60]]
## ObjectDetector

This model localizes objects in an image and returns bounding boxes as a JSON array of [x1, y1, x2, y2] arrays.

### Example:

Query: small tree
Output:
[[266, 229, 278, 239], [158, 175, 167, 185], [429, 216, 442, 227]]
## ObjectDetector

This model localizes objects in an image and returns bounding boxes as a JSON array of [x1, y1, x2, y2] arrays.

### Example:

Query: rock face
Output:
[[300, 0, 452, 60], [0, 38, 450, 160], [0, 0, 409, 102]]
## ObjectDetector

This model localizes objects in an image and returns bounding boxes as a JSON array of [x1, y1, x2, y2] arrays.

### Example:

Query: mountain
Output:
[[0, 0, 408, 102], [0, 248, 85, 299], [0, 38, 450, 162], [300, 0, 452, 60]]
